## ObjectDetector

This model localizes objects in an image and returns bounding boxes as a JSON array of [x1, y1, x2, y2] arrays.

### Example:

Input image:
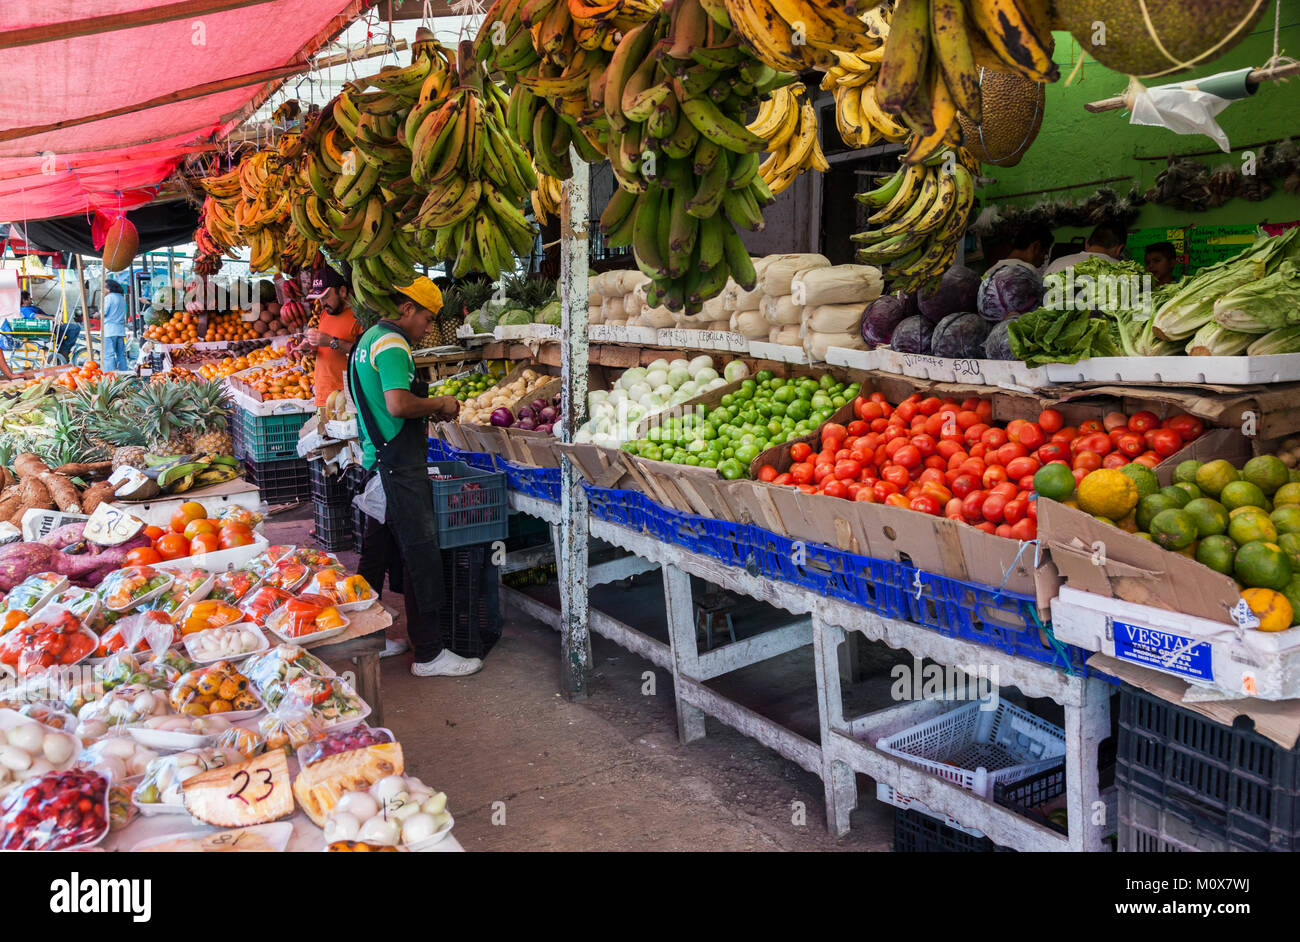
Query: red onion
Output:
[[490, 408, 515, 427], [517, 405, 535, 422], [538, 406, 557, 423]]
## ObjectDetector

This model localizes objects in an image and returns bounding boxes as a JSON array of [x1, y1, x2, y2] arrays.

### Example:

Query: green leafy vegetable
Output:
[[1007, 307, 1121, 367], [1212, 260, 1300, 333]]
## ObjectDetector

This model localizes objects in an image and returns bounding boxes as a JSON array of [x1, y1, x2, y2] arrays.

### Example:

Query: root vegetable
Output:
[[79, 481, 122, 515], [52, 462, 112, 479], [8, 476, 53, 526], [13, 454, 79, 514]]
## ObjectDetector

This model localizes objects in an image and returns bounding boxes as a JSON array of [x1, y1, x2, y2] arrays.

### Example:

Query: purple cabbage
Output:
[[930, 312, 990, 359], [977, 265, 1044, 322], [918, 266, 980, 323], [984, 320, 1015, 360], [889, 315, 934, 354], [861, 295, 908, 347]]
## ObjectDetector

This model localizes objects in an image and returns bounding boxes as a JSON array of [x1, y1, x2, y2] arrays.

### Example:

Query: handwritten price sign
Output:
[[183, 750, 294, 827], [83, 502, 145, 547]]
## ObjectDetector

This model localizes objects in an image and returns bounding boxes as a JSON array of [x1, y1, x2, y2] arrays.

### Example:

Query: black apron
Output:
[[348, 322, 444, 614]]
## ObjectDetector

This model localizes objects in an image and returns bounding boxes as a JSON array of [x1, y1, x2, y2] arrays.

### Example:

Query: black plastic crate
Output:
[[244, 457, 310, 505], [1117, 683, 1300, 852], [309, 459, 355, 504], [438, 545, 500, 660], [891, 807, 1013, 853], [312, 498, 355, 552], [1118, 786, 1234, 852]]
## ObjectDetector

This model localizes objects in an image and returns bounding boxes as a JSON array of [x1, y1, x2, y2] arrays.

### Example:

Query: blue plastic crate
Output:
[[583, 485, 648, 531], [499, 459, 562, 503], [429, 460, 509, 549], [427, 438, 449, 461]]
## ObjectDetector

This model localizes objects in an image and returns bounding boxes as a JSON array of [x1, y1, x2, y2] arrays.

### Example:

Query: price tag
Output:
[[183, 750, 293, 827], [1230, 598, 1261, 631], [82, 502, 145, 547]]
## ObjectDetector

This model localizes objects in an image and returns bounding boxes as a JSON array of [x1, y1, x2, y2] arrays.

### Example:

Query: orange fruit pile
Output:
[[240, 366, 312, 401], [144, 311, 261, 344], [57, 360, 103, 388], [126, 500, 258, 564]]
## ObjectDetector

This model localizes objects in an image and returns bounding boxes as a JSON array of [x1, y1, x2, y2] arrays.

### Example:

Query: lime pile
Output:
[[622, 371, 858, 480]]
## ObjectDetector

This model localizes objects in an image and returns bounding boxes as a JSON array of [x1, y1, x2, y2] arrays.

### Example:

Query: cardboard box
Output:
[[553, 442, 641, 490], [1036, 498, 1242, 627]]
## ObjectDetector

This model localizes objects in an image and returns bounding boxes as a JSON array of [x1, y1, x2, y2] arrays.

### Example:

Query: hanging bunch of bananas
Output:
[[820, 49, 910, 150], [852, 147, 979, 293], [475, 0, 663, 181], [877, 0, 1058, 164], [531, 173, 565, 225], [600, 0, 791, 314], [748, 82, 827, 197], [289, 31, 538, 312], [720, 0, 880, 72]]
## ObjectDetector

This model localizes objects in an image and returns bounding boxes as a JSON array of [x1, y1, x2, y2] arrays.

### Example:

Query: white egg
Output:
[[7, 723, 43, 754], [370, 775, 408, 805], [401, 813, 439, 845], [357, 816, 400, 846], [422, 791, 448, 816], [42, 732, 76, 766], [324, 812, 361, 843], [334, 791, 380, 821]]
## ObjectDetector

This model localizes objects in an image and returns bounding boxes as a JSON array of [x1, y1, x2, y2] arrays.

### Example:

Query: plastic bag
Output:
[[0, 606, 95, 677], [49, 586, 99, 622], [241, 546, 297, 578], [169, 660, 259, 716], [291, 547, 343, 572], [143, 569, 213, 618], [177, 598, 244, 636], [307, 570, 374, 606], [244, 643, 333, 710], [215, 725, 266, 759], [94, 610, 179, 659], [258, 676, 323, 752], [266, 594, 345, 639], [209, 569, 259, 604], [4, 572, 66, 613], [238, 586, 294, 627], [353, 473, 386, 524], [258, 560, 310, 593], [134, 747, 244, 809], [0, 769, 109, 850], [299, 725, 393, 767], [215, 505, 264, 529], [99, 565, 172, 612]]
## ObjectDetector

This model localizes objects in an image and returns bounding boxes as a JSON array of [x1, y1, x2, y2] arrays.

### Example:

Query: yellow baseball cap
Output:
[[395, 276, 443, 314]]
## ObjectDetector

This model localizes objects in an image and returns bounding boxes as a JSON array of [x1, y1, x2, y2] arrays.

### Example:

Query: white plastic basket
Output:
[[875, 700, 1065, 827]]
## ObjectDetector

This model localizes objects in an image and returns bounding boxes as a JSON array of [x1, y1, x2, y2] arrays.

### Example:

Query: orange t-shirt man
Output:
[[304, 262, 363, 406]]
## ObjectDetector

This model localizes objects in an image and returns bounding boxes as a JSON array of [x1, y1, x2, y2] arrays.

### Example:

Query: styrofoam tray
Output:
[[128, 820, 294, 852], [104, 573, 174, 613], [265, 610, 349, 647], [747, 341, 808, 365], [1049, 584, 1300, 700], [182, 622, 270, 664], [832, 346, 1056, 388], [590, 324, 659, 345], [653, 328, 749, 353], [1043, 352, 1300, 386]]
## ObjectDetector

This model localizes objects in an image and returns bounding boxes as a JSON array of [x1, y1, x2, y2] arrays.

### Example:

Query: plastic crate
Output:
[[439, 545, 501, 659], [583, 485, 648, 531], [499, 459, 561, 503], [309, 459, 355, 504], [312, 498, 356, 552], [1117, 787, 1234, 852], [878, 700, 1066, 803], [994, 765, 1069, 836], [231, 408, 246, 459], [244, 457, 310, 505], [239, 410, 310, 462], [429, 460, 509, 549], [892, 807, 1012, 853], [1116, 683, 1300, 852]]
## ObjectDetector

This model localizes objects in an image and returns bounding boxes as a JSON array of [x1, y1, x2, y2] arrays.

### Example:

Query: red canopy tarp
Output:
[[0, 0, 374, 225]]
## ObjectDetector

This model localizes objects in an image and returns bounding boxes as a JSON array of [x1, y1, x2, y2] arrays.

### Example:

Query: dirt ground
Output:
[[269, 505, 897, 851]]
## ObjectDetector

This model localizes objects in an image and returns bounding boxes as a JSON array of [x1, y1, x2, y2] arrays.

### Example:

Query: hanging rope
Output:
[[1261, 0, 1297, 73], [1138, 0, 1270, 77]]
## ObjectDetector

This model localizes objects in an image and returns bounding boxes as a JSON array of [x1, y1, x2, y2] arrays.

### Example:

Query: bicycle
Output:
[[0, 321, 90, 370]]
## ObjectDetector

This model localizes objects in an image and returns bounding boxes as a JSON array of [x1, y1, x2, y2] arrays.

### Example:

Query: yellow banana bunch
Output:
[[531, 172, 565, 225], [877, 0, 1058, 164], [749, 83, 827, 196], [722, 0, 881, 73], [851, 148, 981, 292]]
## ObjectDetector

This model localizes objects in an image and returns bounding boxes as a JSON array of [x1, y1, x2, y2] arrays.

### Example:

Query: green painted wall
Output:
[[979, 5, 1300, 242]]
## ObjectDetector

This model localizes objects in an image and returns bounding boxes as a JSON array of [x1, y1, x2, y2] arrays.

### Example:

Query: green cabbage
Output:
[[1113, 311, 1183, 357], [467, 307, 499, 333], [497, 309, 533, 326], [1212, 260, 1300, 333], [535, 300, 562, 326]]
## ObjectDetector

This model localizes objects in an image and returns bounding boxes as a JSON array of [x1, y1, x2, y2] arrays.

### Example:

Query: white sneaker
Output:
[[381, 638, 410, 658], [411, 649, 483, 677]]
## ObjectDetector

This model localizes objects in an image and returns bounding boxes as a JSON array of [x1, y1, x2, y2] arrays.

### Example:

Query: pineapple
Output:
[[130, 381, 200, 456], [186, 380, 235, 456], [72, 375, 149, 468]]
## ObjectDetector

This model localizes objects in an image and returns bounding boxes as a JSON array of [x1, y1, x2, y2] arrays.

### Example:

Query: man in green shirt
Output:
[[349, 277, 476, 677]]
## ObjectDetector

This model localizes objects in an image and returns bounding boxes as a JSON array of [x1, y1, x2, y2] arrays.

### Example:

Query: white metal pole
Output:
[[558, 151, 591, 701]]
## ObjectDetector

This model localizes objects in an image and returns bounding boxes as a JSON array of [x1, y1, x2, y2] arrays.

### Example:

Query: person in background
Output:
[[21, 290, 81, 362], [304, 261, 362, 408], [101, 279, 130, 371], [348, 276, 477, 677], [984, 223, 1055, 278], [1144, 241, 1178, 286], [1042, 223, 1129, 276]]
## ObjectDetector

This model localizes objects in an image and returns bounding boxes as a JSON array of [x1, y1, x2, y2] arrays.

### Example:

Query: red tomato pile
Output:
[[755, 393, 1207, 541]]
